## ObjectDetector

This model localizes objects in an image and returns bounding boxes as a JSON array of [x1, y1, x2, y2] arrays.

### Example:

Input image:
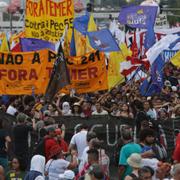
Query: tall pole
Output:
[[10, 12, 12, 33]]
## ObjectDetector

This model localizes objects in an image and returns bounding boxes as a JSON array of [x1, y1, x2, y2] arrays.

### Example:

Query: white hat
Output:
[[164, 80, 172, 87], [59, 170, 75, 179], [171, 86, 177, 92], [127, 153, 142, 168]]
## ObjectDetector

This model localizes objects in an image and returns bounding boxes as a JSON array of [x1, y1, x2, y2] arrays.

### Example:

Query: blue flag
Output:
[[118, 5, 157, 29], [162, 50, 178, 63], [70, 29, 76, 56], [140, 55, 165, 96], [87, 29, 120, 52], [73, 13, 90, 35], [20, 38, 55, 52]]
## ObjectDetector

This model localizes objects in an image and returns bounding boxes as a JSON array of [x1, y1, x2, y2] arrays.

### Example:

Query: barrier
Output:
[[0, 111, 179, 162]]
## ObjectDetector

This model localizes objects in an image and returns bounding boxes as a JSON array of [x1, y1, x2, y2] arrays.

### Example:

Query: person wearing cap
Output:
[[59, 170, 75, 180], [45, 144, 78, 180], [124, 153, 142, 180], [55, 128, 68, 154], [13, 113, 35, 166], [71, 102, 82, 116]]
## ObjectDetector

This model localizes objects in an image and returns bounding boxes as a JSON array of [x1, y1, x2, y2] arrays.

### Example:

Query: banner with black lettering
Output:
[[25, 0, 74, 42], [0, 50, 56, 95], [61, 51, 108, 94]]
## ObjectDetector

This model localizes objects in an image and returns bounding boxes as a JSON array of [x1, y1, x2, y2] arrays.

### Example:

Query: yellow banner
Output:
[[25, 0, 74, 42], [0, 49, 56, 95], [62, 51, 108, 94]]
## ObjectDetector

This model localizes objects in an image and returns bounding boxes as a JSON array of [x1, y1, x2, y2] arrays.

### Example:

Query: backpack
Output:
[[24, 170, 42, 180]]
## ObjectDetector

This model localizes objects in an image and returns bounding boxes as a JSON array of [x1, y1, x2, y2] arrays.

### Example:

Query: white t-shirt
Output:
[[70, 130, 88, 160], [92, 110, 108, 115], [45, 159, 70, 180], [6, 105, 17, 115]]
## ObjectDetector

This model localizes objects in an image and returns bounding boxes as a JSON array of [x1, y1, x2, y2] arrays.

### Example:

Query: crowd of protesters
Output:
[[0, 62, 179, 179]]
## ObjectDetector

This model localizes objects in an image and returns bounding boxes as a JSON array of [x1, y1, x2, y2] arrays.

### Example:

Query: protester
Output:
[[118, 129, 142, 179], [24, 155, 46, 180], [0, 120, 11, 171], [45, 144, 78, 179], [13, 113, 35, 165], [69, 124, 88, 162], [6, 156, 26, 180], [138, 166, 154, 180], [124, 153, 142, 180], [92, 102, 108, 115]]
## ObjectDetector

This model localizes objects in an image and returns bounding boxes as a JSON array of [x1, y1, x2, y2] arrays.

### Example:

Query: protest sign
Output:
[[62, 51, 108, 93], [25, 0, 74, 42], [0, 49, 56, 95], [155, 14, 169, 29]]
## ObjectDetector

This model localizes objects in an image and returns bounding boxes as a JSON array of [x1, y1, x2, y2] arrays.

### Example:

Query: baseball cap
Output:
[[59, 170, 75, 179]]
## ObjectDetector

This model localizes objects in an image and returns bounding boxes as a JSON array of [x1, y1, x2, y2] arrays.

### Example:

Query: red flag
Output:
[[11, 43, 21, 52]]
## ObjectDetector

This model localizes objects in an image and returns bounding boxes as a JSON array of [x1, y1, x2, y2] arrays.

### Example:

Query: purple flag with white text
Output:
[[118, 5, 157, 29]]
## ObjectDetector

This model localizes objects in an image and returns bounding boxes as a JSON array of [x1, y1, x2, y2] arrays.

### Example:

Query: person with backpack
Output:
[[24, 155, 45, 180]]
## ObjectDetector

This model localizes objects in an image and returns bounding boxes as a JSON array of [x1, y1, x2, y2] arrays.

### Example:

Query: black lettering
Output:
[[6, 54, 14, 64], [88, 53, 95, 62], [15, 54, 23, 65], [48, 50, 56, 62], [32, 52, 41, 64], [81, 56, 88, 64], [95, 51, 100, 61]]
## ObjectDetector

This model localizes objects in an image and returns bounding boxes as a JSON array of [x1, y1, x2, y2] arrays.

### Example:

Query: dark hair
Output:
[[12, 156, 27, 171], [80, 123, 88, 130], [138, 166, 154, 178], [139, 128, 155, 142], [87, 149, 99, 161], [121, 129, 132, 141], [87, 132, 97, 142]]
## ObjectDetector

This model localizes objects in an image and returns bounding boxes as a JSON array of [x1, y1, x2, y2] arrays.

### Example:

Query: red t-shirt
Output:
[[173, 133, 180, 162], [45, 137, 57, 161]]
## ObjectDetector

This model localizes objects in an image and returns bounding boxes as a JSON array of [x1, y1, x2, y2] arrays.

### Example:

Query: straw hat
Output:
[[127, 153, 142, 168]]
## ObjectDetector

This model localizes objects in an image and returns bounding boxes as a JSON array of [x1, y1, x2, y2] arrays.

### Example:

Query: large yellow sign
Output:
[[0, 50, 55, 95], [62, 51, 108, 94], [25, 0, 74, 42]]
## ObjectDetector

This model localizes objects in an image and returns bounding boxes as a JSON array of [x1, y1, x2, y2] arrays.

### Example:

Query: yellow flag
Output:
[[0, 34, 9, 52], [88, 15, 97, 32], [74, 29, 86, 56], [108, 43, 132, 89], [86, 15, 97, 53], [171, 51, 180, 67]]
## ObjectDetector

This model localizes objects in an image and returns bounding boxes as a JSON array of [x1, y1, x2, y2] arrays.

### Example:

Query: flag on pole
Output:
[[45, 43, 70, 101], [108, 51, 125, 89], [171, 51, 180, 67], [0, 34, 9, 52], [87, 29, 120, 52]]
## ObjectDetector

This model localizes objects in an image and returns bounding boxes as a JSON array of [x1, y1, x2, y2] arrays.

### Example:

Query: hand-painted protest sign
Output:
[[155, 14, 169, 29], [0, 49, 56, 95], [62, 51, 108, 94], [25, 0, 74, 42]]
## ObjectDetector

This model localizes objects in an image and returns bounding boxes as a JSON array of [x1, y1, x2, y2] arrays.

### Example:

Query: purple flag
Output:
[[118, 5, 157, 29], [20, 38, 55, 52]]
